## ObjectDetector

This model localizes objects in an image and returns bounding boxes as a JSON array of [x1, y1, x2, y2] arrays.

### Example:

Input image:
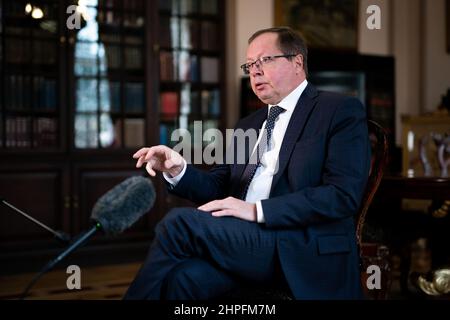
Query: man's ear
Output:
[[295, 54, 304, 71]]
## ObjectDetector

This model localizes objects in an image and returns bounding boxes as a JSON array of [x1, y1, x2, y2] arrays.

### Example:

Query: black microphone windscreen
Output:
[[91, 176, 156, 235]]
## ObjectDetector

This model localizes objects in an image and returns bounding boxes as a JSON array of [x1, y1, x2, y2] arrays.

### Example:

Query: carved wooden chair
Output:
[[225, 120, 390, 300], [358, 120, 391, 300]]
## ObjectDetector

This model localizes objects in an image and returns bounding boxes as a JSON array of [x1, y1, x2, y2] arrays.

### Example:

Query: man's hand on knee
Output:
[[198, 197, 257, 222]]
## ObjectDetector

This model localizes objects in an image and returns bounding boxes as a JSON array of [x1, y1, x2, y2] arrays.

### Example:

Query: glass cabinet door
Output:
[[1, 0, 60, 150], [158, 0, 222, 150], [72, 0, 146, 150]]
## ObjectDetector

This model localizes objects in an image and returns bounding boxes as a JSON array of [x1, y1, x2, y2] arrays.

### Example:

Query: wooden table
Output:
[[378, 176, 450, 200], [375, 175, 450, 297]]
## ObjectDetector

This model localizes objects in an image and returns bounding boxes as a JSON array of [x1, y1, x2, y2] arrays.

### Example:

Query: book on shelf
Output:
[[180, 19, 199, 50], [208, 90, 220, 117], [180, 0, 198, 15], [179, 52, 199, 82], [201, 90, 220, 117], [180, 86, 192, 115], [5, 117, 32, 148], [190, 90, 201, 116], [124, 118, 145, 148], [111, 119, 122, 148], [5, 38, 31, 64], [201, 57, 219, 83], [104, 44, 121, 69], [160, 51, 177, 81], [5, 74, 34, 110], [125, 47, 143, 70], [37, 77, 57, 110], [125, 82, 145, 113], [123, 13, 145, 29], [33, 41, 57, 66], [158, 0, 174, 13], [201, 21, 218, 51], [159, 16, 172, 48], [23, 76, 32, 110], [202, 119, 220, 147], [33, 117, 57, 148], [160, 91, 179, 120], [159, 123, 178, 147], [124, 34, 143, 45], [109, 81, 121, 113], [124, 0, 145, 13], [101, 33, 121, 43], [201, 0, 219, 15]]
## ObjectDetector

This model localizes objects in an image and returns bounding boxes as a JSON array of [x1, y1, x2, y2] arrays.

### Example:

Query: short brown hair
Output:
[[248, 26, 308, 77]]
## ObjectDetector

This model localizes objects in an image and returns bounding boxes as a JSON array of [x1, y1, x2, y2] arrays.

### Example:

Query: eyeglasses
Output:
[[240, 54, 298, 75]]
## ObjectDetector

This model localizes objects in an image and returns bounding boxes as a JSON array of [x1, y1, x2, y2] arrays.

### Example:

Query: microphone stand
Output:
[[1, 197, 71, 299], [1, 198, 70, 243], [20, 223, 102, 300]]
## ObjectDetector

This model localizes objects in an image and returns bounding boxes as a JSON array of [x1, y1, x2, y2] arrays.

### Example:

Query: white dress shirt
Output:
[[164, 79, 308, 223]]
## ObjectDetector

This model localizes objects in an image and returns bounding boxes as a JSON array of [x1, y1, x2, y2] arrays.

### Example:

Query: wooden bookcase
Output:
[[0, 0, 226, 273]]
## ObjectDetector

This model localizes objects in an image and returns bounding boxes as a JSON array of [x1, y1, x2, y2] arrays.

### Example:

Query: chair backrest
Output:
[[355, 120, 389, 248]]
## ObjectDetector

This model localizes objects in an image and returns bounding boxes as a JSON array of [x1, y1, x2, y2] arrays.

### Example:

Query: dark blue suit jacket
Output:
[[169, 83, 371, 299]]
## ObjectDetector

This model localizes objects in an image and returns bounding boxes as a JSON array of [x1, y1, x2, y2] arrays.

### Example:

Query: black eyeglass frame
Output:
[[240, 54, 298, 75]]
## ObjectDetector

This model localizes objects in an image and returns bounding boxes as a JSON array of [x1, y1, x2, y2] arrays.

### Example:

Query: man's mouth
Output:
[[255, 83, 267, 90]]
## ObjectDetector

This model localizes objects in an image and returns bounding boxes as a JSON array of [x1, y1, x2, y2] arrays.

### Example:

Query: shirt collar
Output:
[[268, 79, 308, 113]]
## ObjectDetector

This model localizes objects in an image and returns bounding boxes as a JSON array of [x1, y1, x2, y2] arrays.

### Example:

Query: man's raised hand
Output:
[[133, 145, 184, 177]]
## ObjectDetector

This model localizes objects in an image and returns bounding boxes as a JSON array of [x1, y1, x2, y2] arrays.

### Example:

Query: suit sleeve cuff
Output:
[[256, 201, 265, 223], [162, 158, 187, 186]]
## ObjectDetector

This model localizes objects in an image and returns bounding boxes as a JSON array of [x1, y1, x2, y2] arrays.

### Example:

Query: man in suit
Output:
[[124, 27, 371, 300]]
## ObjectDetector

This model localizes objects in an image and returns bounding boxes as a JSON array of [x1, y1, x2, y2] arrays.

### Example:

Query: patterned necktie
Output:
[[238, 105, 285, 200]]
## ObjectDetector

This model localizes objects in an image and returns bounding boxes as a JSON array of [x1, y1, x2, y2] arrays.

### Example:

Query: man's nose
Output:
[[249, 63, 263, 76]]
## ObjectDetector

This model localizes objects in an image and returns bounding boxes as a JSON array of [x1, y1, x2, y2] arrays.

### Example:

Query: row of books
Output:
[[159, 0, 219, 16], [160, 89, 220, 119], [4, 75, 57, 110], [124, 83, 145, 112], [75, 79, 145, 113], [124, 47, 144, 70], [160, 17, 200, 49], [73, 114, 147, 149], [1, 117, 57, 148], [160, 51, 219, 83], [159, 119, 219, 147], [110, 118, 146, 148], [97, 11, 145, 29], [159, 123, 178, 147], [5, 38, 57, 65], [159, 18, 219, 51], [98, 0, 145, 12], [103, 44, 143, 70], [200, 21, 219, 51], [77, 28, 143, 44], [75, 43, 143, 73], [160, 51, 178, 81]]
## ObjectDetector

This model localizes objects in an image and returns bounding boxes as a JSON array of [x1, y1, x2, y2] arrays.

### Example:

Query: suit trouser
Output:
[[123, 207, 280, 299]]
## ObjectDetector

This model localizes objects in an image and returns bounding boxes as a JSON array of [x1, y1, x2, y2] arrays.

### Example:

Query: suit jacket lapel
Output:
[[270, 83, 318, 195], [232, 106, 268, 185]]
